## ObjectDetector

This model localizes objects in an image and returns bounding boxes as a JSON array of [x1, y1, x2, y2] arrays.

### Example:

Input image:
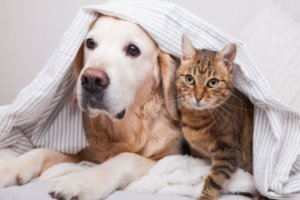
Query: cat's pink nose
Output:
[[195, 96, 203, 102]]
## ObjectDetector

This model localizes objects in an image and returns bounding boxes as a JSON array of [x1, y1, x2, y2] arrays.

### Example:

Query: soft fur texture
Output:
[[1, 1, 300, 199], [126, 155, 255, 198], [166, 35, 258, 200], [0, 16, 257, 200], [73, 16, 181, 163], [0, 16, 182, 200], [36, 155, 255, 199]]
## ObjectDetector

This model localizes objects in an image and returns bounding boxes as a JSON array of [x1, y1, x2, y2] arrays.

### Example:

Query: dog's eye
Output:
[[86, 38, 96, 50], [126, 44, 140, 57]]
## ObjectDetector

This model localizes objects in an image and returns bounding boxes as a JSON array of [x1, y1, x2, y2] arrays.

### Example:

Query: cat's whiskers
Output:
[[222, 101, 249, 111], [209, 109, 223, 123], [217, 104, 244, 125], [227, 91, 244, 103], [172, 37, 259, 199], [211, 107, 238, 131]]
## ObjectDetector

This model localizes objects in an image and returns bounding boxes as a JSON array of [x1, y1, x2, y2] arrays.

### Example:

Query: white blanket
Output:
[[0, 0, 299, 199], [125, 155, 255, 198], [37, 155, 255, 198]]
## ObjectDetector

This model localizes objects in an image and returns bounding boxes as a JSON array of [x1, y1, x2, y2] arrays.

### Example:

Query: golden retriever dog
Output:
[[0, 16, 181, 200]]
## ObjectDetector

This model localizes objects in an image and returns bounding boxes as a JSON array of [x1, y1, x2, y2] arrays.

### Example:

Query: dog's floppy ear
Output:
[[159, 52, 180, 121], [71, 44, 84, 105]]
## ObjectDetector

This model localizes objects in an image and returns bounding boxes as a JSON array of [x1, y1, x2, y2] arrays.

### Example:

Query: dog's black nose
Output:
[[81, 68, 109, 91]]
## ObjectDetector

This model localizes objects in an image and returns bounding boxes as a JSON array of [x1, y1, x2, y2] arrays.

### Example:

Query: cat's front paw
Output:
[[49, 170, 113, 200], [253, 193, 269, 200], [38, 163, 85, 182], [197, 195, 217, 200]]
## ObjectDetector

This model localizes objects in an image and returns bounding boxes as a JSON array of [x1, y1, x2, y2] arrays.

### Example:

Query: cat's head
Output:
[[176, 34, 237, 111]]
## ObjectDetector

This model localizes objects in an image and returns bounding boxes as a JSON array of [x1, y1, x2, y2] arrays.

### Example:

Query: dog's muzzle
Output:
[[80, 68, 109, 109], [79, 68, 126, 120], [115, 109, 126, 120], [81, 68, 109, 91]]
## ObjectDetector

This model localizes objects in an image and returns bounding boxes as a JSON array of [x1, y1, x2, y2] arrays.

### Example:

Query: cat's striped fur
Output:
[[175, 35, 265, 200]]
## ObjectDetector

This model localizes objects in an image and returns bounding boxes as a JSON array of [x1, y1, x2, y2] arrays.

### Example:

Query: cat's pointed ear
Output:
[[181, 34, 196, 62], [218, 43, 237, 66]]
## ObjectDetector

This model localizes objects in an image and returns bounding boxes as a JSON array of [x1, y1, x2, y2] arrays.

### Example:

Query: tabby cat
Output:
[[174, 35, 261, 200]]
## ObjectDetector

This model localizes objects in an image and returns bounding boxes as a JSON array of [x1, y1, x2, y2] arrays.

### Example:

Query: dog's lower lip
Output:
[[115, 109, 126, 120]]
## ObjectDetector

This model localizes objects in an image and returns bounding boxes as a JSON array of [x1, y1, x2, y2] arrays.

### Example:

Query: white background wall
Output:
[[0, 0, 297, 105]]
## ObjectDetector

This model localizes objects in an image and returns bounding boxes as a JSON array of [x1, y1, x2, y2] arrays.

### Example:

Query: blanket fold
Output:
[[0, 0, 299, 198]]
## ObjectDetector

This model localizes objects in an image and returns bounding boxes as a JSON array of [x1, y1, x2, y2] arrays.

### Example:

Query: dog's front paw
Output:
[[0, 160, 37, 187], [49, 170, 113, 200], [38, 163, 85, 182], [0, 162, 19, 187]]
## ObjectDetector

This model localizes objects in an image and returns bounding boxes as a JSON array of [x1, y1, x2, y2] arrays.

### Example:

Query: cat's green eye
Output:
[[185, 75, 195, 85], [207, 78, 219, 88]]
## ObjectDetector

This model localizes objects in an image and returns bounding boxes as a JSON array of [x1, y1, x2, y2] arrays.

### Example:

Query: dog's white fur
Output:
[[49, 153, 154, 200], [37, 155, 255, 199], [77, 17, 159, 118], [0, 16, 255, 200], [0, 16, 162, 200]]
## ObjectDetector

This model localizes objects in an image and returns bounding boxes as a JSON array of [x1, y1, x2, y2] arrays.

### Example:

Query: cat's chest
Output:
[[182, 126, 212, 158]]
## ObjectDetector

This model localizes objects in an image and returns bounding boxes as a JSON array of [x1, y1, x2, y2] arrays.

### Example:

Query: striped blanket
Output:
[[0, 0, 299, 199]]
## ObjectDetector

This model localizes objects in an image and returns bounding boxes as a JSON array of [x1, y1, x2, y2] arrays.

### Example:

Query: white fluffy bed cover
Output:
[[0, 0, 299, 199]]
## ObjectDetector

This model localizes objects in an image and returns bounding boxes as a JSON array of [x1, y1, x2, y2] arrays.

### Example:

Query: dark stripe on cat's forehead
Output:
[[198, 49, 218, 57], [196, 49, 217, 74]]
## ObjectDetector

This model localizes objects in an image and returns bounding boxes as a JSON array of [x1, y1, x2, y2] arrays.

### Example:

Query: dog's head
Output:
[[73, 16, 160, 120]]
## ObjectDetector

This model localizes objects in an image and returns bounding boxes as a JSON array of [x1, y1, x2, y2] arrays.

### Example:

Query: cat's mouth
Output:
[[191, 101, 213, 110]]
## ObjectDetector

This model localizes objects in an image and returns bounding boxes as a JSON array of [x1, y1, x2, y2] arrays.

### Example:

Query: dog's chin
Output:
[[85, 106, 126, 121], [114, 109, 126, 120], [78, 96, 127, 120]]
